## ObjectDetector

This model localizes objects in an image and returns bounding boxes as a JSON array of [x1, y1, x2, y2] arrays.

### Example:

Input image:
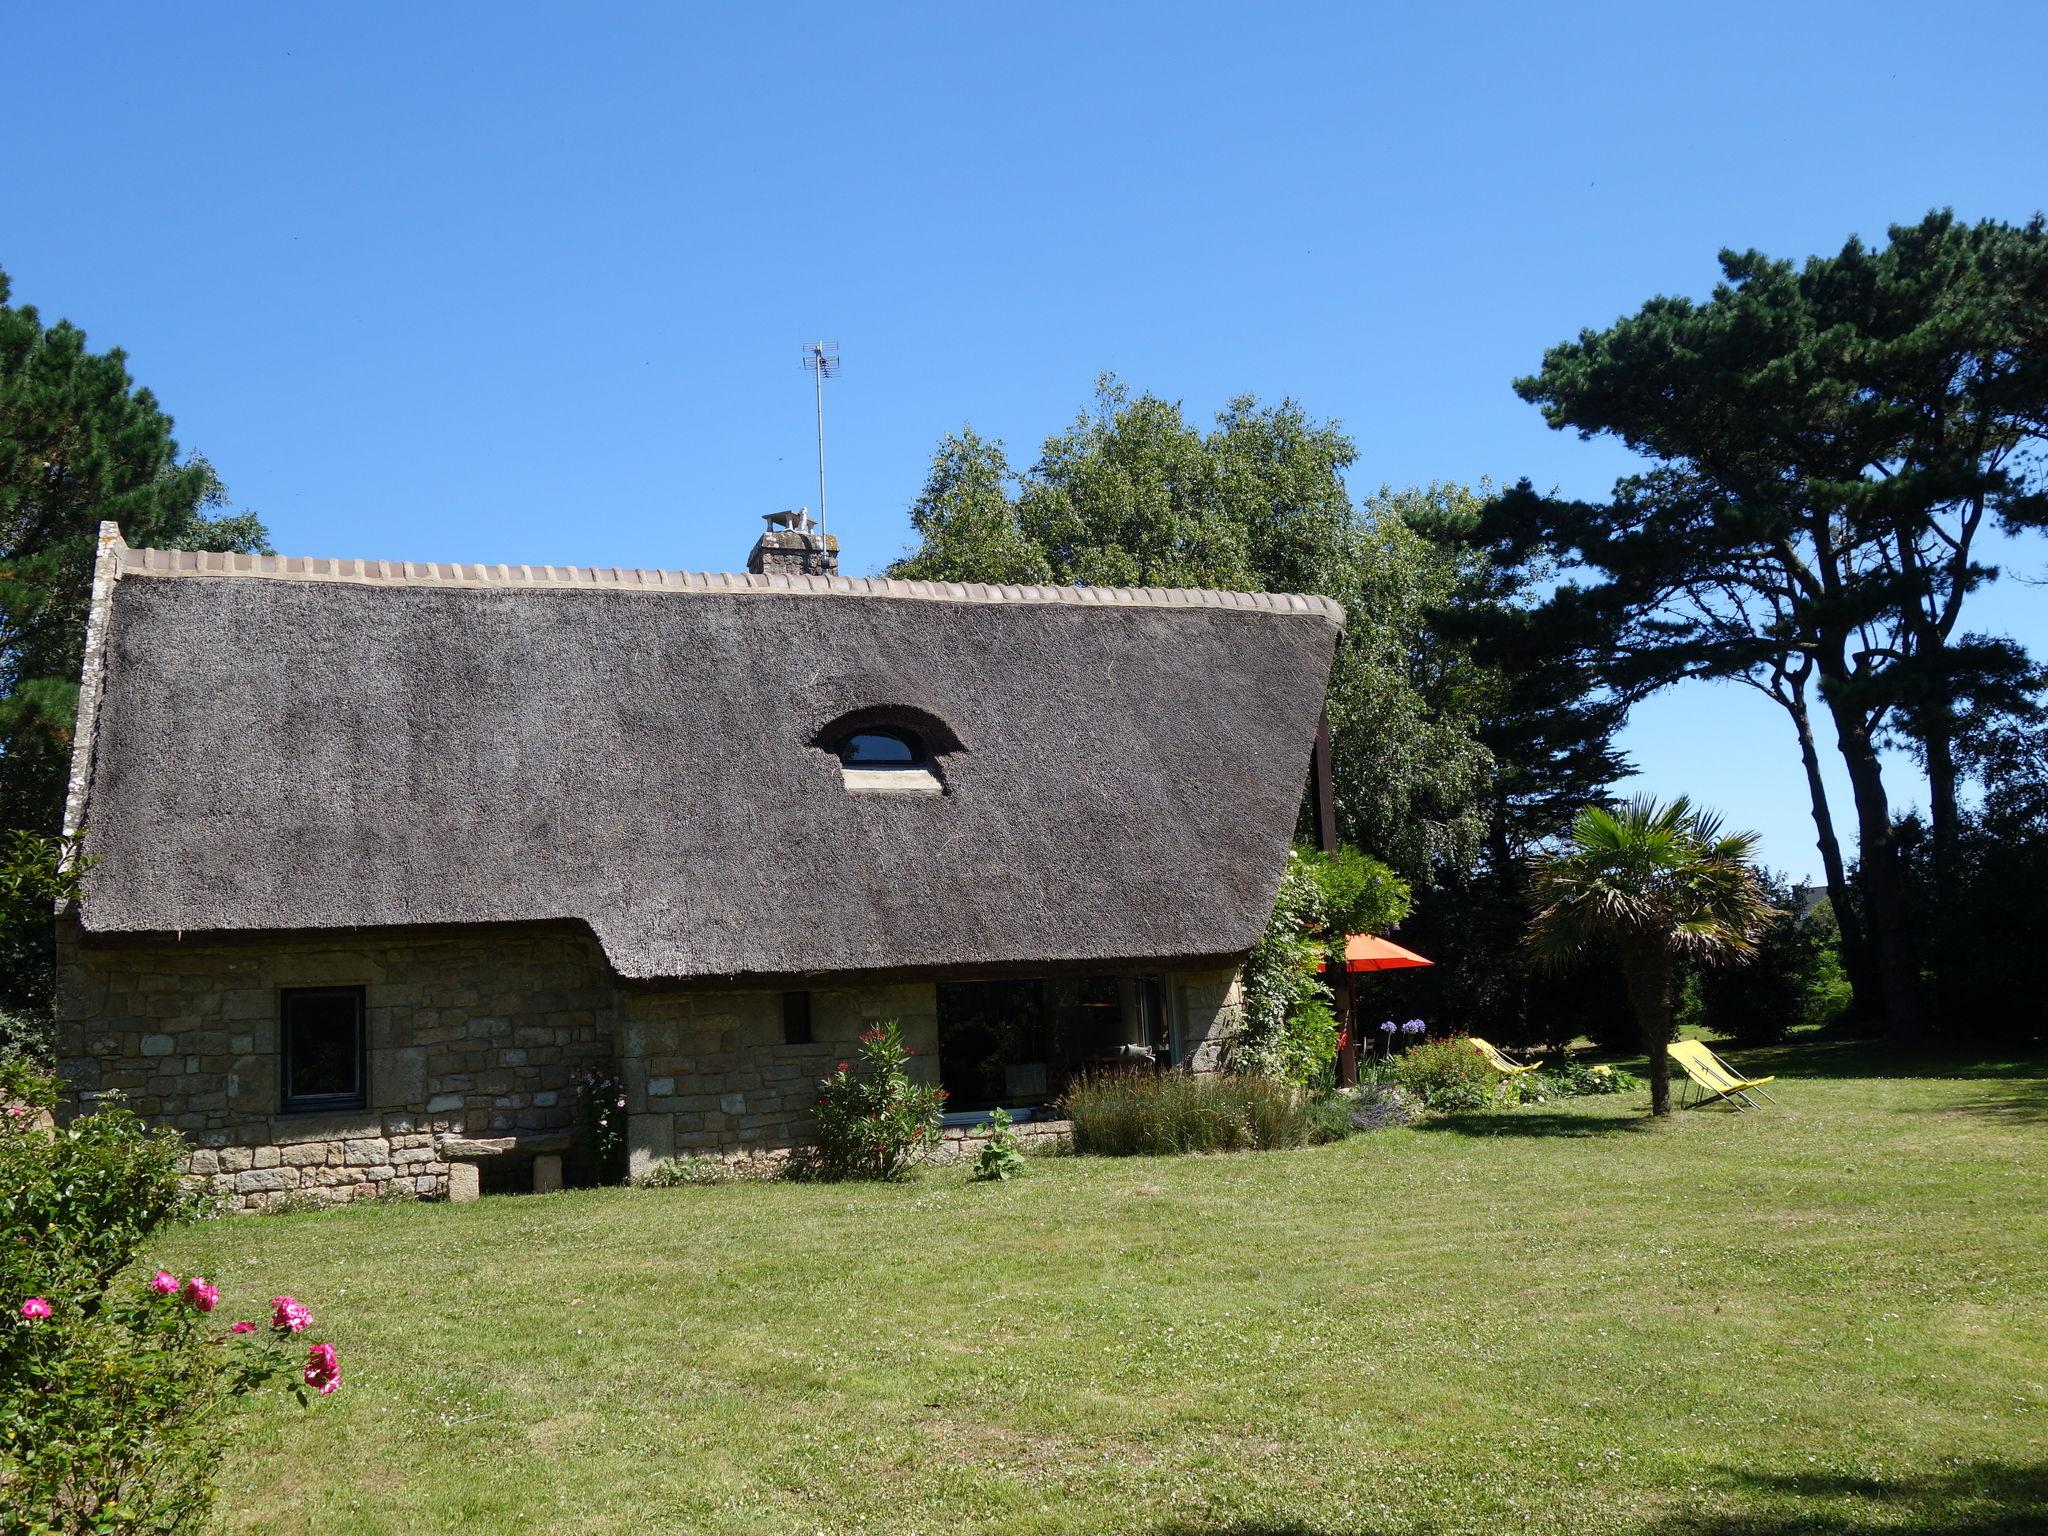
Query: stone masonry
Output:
[[57, 914, 1249, 1208]]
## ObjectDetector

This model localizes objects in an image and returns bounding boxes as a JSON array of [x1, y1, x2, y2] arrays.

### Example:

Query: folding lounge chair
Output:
[[1468, 1037, 1542, 1076], [1668, 1039, 1778, 1110]]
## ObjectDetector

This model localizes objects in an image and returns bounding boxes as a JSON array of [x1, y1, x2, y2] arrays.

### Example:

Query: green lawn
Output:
[[160, 1037, 2048, 1535]]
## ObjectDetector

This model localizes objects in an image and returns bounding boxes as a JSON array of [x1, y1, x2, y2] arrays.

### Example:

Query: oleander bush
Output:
[[795, 1021, 945, 1181], [1065, 1071, 1330, 1156], [0, 1065, 340, 1535]]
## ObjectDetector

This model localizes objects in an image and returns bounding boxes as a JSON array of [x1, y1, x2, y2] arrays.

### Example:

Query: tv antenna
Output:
[[800, 341, 840, 535]]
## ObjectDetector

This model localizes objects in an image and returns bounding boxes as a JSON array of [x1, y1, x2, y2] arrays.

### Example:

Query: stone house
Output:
[[54, 517, 1341, 1206]]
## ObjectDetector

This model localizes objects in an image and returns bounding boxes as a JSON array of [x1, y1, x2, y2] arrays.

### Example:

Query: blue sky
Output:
[[9, 1, 2046, 878]]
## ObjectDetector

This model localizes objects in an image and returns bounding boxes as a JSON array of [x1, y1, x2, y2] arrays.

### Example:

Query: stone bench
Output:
[[439, 1131, 574, 1201]]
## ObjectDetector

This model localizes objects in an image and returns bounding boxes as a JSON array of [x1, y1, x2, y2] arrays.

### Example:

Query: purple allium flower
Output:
[[1378, 1019, 1397, 1033], [1400, 1019, 1426, 1035]]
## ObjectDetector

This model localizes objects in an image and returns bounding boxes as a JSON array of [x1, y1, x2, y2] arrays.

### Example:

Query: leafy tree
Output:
[[890, 380, 1495, 884], [1511, 212, 2048, 1039], [1527, 797, 1777, 1115], [0, 270, 268, 1015]]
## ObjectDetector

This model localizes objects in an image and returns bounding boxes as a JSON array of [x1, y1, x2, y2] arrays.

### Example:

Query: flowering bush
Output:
[[796, 1020, 944, 1181], [0, 1066, 340, 1534], [572, 1066, 629, 1185], [1386, 1037, 1497, 1113], [971, 1107, 1026, 1182]]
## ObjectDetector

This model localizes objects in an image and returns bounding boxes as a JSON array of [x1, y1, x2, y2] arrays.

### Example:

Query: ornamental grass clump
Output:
[[0, 1063, 340, 1535], [796, 1020, 945, 1181], [1064, 1071, 1326, 1157]]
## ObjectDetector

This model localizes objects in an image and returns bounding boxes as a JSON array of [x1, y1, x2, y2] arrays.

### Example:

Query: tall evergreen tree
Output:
[[0, 269, 268, 1014], [1511, 212, 2048, 1039]]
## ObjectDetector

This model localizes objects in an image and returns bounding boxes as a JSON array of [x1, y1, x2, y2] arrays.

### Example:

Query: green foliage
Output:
[[1509, 213, 2048, 1037], [886, 381, 1496, 885], [797, 1021, 944, 1181], [1240, 844, 1411, 1086], [971, 1107, 1026, 1182], [1063, 1071, 1328, 1157], [1387, 1039, 1497, 1113], [0, 832, 93, 1066], [1527, 797, 1776, 1112], [1520, 1057, 1644, 1103], [0, 1078, 338, 1532], [1237, 853, 1338, 1086], [571, 1068, 628, 1185], [1684, 875, 1850, 1046], [1300, 844, 1410, 942], [0, 272, 270, 1016], [634, 1155, 745, 1188]]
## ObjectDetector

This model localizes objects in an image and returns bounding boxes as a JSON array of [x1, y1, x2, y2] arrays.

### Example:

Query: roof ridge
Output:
[[113, 540, 1346, 623]]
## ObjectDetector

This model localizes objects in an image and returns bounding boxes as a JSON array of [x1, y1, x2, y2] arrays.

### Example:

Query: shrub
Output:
[[1535, 1056, 1645, 1099], [972, 1107, 1026, 1182], [1387, 1038, 1497, 1113], [0, 1068, 339, 1533], [1065, 1071, 1326, 1156], [796, 1021, 944, 1181]]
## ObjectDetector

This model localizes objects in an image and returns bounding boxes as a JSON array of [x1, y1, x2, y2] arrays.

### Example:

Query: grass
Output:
[[157, 1035, 2048, 1535]]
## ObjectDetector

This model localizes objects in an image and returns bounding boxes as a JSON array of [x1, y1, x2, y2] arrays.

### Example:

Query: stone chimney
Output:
[[747, 508, 839, 577]]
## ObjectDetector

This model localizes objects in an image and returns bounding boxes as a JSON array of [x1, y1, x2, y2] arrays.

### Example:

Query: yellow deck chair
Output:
[[1669, 1039, 1779, 1110], [1468, 1037, 1542, 1076]]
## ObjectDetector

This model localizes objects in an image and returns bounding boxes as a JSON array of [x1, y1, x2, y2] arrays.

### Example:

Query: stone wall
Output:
[[57, 916, 1248, 1207], [56, 922, 615, 1209], [1173, 967, 1244, 1072], [620, 981, 939, 1177]]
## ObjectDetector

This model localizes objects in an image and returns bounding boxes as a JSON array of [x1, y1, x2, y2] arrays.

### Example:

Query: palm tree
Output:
[[1528, 796, 1779, 1115]]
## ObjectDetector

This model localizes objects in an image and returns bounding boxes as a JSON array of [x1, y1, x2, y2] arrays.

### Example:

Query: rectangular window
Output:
[[280, 987, 367, 1112], [782, 990, 813, 1046]]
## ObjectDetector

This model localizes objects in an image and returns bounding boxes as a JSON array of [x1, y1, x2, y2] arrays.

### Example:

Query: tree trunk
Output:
[[1822, 691, 1926, 1041], [1783, 686, 1878, 1018], [1620, 944, 1676, 1115]]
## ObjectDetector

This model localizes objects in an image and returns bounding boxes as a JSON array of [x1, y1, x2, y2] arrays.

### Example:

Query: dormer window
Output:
[[824, 719, 948, 796]]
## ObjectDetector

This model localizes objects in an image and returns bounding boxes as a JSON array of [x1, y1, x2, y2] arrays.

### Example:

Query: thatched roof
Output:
[[66, 525, 1342, 984]]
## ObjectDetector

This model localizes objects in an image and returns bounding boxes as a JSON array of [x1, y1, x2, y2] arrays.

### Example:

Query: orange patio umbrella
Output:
[[1320, 933, 1434, 974]]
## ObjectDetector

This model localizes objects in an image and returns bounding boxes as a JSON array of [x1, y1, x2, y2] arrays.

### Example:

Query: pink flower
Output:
[[5, 1105, 26, 1118], [303, 1341, 341, 1396], [19, 1297, 51, 1320], [230, 1321, 257, 1334], [182, 1276, 219, 1313], [148, 1270, 180, 1296], [270, 1295, 313, 1333]]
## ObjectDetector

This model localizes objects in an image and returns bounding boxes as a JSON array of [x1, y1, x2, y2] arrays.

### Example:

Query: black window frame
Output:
[[782, 990, 814, 1046], [279, 986, 368, 1114]]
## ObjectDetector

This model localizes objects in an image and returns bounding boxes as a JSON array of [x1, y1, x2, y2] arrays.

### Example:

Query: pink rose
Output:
[[270, 1295, 312, 1333], [149, 1270, 180, 1296], [182, 1277, 219, 1313], [19, 1297, 51, 1320], [303, 1341, 341, 1396], [230, 1320, 257, 1334]]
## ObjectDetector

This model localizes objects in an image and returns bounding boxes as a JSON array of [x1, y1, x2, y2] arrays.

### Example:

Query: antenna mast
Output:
[[800, 341, 840, 535]]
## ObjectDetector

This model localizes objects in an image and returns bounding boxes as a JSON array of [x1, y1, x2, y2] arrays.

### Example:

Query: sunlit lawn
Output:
[[160, 1036, 2048, 1535]]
